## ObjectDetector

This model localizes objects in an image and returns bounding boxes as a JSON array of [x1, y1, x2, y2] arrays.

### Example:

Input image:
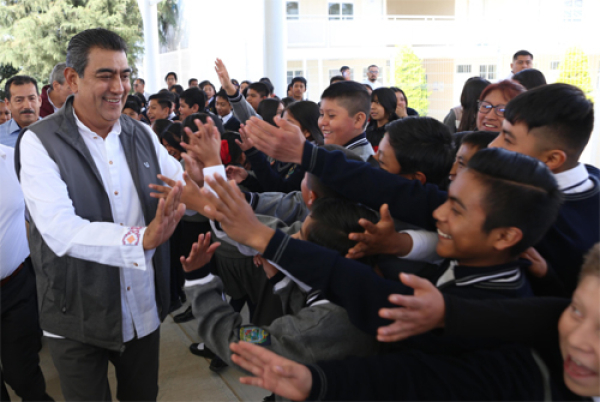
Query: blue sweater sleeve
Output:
[[300, 141, 448, 230], [245, 148, 304, 193], [263, 230, 413, 335]]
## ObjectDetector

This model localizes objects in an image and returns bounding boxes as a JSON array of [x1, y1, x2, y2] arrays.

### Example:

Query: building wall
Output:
[[386, 0, 455, 16]]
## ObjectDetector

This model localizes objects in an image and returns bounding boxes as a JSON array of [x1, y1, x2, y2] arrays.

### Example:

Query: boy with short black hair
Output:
[[179, 87, 207, 120], [146, 94, 171, 124], [188, 78, 198, 88], [215, 90, 241, 132], [291, 77, 307, 101], [247, 82, 269, 112]]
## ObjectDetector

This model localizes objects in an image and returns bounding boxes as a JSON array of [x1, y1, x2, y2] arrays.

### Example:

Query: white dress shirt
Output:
[[0, 145, 30, 279], [20, 110, 185, 342], [554, 163, 593, 194], [220, 111, 233, 125]]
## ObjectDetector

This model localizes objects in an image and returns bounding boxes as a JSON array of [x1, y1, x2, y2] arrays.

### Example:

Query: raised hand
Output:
[[235, 124, 255, 152], [201, 173, 275, 253], [215, 58, 237, 96], [230, 342, 312, 401], [180, 232, 221, 272], [346, 204, 411, 259], [149, 172, 208, 215], [181, 117, 222, 167], [244, 116, 305, 164], [377, 273, 445, 342], [181, 150, 205, 186], [226, 165, 249, 184], [143, 178, 186, 250]]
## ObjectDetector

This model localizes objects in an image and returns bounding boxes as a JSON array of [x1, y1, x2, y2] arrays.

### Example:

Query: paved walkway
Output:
[[8, 303, 270, 401]]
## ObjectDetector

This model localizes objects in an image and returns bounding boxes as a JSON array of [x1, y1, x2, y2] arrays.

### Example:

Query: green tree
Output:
[[0, 0, 143, 86], [0, 63, 20, 98], [557, 46, 594, 102], [393, 46, 430, 116]]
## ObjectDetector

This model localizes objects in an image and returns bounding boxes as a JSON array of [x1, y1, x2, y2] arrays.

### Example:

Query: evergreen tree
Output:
[[0, 0, 143, 85], [557, 46, 594, 102], [393, 46, 430, 116]]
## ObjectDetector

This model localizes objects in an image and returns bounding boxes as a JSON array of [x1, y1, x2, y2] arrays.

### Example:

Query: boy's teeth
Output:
[[437, 229, 452, 239]]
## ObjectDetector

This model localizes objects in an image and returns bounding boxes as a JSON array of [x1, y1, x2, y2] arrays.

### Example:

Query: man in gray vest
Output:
[[16, 28, 186, 401]]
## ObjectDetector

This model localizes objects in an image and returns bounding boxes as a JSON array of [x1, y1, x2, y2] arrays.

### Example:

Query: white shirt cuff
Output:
[[202, 165, 227, 196]]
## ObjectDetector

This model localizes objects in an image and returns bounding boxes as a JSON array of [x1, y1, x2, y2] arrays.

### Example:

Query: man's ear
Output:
[[413, 171, 427, 185], [306, 190, 318, 207], [64, 67, 79, 94], [492, 227, 523, 252], [541, 149, 568, 172], [191, 103, 200, 114]]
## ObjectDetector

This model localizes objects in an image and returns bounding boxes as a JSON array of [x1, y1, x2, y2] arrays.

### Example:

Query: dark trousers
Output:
[[0, 258, 50, 402], [46, 328, 160, 402]]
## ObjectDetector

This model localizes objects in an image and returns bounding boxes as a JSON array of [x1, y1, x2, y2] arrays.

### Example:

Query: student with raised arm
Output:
[[215, 58, 263, 123], [243, 83, 598, 297]]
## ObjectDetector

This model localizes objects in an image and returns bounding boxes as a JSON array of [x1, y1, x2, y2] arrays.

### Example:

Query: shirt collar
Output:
[[554, 163, 591, 193], [343, 132, 367, 148], [221, 111, 233, 124], [72, 109, 121, 139]]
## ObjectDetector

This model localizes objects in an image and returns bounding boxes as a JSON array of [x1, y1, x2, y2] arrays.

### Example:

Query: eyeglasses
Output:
[[368, 70, 378, 74], [478, 100, 506, 117]]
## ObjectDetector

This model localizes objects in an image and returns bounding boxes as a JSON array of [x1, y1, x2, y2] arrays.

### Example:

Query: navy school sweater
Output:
[[299, 141, 600, 296]]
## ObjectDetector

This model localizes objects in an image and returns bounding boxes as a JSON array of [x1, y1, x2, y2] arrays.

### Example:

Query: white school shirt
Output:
[[20, 110, 185, 342], [0, 145, 30, 279], [554, 163, 593, 194], [220, 111, 233, 125]]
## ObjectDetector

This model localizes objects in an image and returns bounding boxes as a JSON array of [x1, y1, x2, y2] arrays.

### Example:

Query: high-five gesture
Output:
[[180, 232, 220, 272], [149, 173, 209, 215], [230, 342, 312, 401], [215, 58, 237, 96], [244, 116, 306, 164], [143, 178, 186, 250], [201, 174, 275, 253], [181, 117, 222, 167]]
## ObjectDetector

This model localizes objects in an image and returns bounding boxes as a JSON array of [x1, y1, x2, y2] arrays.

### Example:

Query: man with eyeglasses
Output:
[[363, 64, 382, 90], [133, 78, 150, 100]]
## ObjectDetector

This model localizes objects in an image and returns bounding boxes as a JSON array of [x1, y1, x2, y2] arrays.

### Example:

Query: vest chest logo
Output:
[[239, 326, 271, 345], [144, 162, 150, 168], [122, 226, 142, 246]]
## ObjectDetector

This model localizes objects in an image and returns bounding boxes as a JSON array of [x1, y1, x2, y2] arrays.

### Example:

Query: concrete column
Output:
[[264, 0, 287, 97], [137, 0, 162, 94]]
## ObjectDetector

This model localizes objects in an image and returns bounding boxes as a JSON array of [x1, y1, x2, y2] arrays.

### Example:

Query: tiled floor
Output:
[[7, 303, 270, 401]]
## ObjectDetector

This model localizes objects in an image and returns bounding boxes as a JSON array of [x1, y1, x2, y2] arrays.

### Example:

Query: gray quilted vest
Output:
[[14, 96, 170, 351]]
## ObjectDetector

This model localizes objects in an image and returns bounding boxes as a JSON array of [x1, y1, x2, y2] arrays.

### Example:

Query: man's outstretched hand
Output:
[[230, 342, 312, 401], [143, 178, 186, 250], [244, 116, 306, 164]]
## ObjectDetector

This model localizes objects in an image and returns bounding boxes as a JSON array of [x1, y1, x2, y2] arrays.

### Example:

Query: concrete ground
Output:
[[7, 302, 270, 401]]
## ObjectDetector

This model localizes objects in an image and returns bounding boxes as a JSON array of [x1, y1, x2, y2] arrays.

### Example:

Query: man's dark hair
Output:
[[136, 77, 145, 85], [306, 145, 362, 199], [181, 112, 225, 140], [248, 82, 269, 98], [340, 66, 350, 73], [148, 94, 172, 110], [66, 28, 128, 77], [367, 64, 378, 70], [180, 87, 207, 110], [165, 72, 177, 82], [468, 148, 562, 255], [257, 98, 282, 127], [188, 78, 198, 87], [4, 75, 39, 100], [306, 197, 378, 265], [504, 83, 594, 164], [286, 100, 323, 145], [330, 75, 345, 85], [513, 50, 533, 60], [386, 117, 454, 186], [460, 131, 498, 151], [171, 84, 184, 96], [512, 69, 547, 90], [321, 81, 370, 118], [291, 76, 307, 88]]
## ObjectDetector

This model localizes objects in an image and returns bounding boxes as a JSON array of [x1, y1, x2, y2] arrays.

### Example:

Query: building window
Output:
[[457, 65, 471, 73], [328, 2, 353, 20], [287, 1, 299, 20], [287, 70, 304, 84], [564, 0, 583, 22], [479, 65, 496, 80], [550, 61, 560, 70]]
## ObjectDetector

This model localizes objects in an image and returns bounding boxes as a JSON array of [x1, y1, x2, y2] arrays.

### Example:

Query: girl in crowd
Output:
[[366, 87, 399, 149]]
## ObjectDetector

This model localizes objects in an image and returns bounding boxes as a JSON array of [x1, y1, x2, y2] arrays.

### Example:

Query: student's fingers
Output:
[[205, 175, 237, 211], [357, 218, 379, 234], [163, 182, 180, 216], [379, 204, 393, 222], [399, 272, 437, 293], [238, 376, 267, 389], [231, 354, 265, 378], [232, 341, 276, 367], [386, 293, 423, 310], [348, 231, 371, 243]]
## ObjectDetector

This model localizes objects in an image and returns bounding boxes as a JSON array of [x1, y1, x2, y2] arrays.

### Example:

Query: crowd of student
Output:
[[0, 29, 598, 402]]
